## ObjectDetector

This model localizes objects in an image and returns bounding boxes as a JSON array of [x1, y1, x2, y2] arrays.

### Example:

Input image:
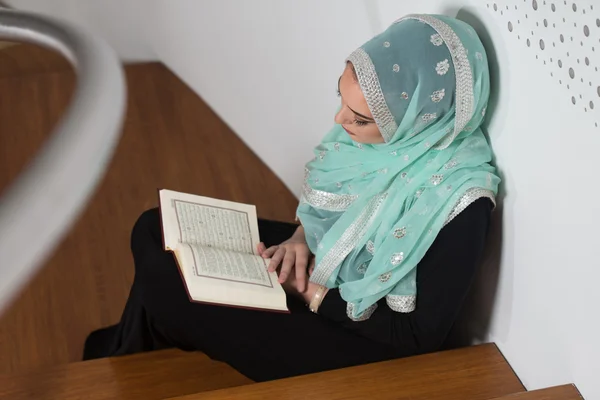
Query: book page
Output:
[[184, 243, 273, 288], [175, 200, 254, 254], [159, 190, 260, 254], [175, 244, 287, 312]]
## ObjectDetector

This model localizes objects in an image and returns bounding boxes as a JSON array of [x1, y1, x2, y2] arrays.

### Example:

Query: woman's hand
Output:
[[257, 226, 311, 293], [280, 257, 326, 306]]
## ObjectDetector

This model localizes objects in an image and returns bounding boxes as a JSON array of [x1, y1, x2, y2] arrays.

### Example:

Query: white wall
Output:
[[151, 1, 600, 398], [149, 0, 375, 193], [5, 0, 155, 61]]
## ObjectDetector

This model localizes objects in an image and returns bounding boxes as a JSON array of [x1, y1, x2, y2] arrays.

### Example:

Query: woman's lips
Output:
[[342, 126, 355, 135]]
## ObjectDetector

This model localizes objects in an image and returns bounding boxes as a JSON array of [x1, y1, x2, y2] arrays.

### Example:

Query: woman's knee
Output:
[[129, 208, 180, 284], [130, 208, 161, 252]]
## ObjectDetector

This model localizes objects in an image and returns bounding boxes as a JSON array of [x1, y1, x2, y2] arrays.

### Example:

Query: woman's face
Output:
[[335, 63, 384, 144]]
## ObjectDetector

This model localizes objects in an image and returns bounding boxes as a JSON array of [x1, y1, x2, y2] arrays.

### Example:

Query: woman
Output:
[[85, 14, 499, 381]]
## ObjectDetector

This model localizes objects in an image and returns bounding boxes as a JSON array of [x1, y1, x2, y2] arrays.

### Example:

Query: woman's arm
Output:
[[316, 198, 493, 355]]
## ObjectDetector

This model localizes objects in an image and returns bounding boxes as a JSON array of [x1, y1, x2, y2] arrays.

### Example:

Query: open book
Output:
[[159, 189, 288, 313]]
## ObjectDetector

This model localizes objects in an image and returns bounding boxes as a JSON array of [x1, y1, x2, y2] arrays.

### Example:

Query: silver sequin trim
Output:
[[347, 302, 378, 321], [430, 33, 444, 46], [379, 272, 392, 283], [386, 294, 416, 313], [366, 240, 375, 255], [444, 187, 496, 226], [396, 15, 475, 150], [347, 48, 397, 142], [431, 88, 446, 103], [390, 252, 404, 265], [401, 92, 409, 100], [430, 174, 444, 185], [422, 113, 437, 123], [357, 263, 368, 274], [393, 63, 400, 72], [310, 193, 387, 285], [300, 170, 358, 212], [393, 227, 406, 239], [444, 159, 458, 169], [436, 59, 450, 75]]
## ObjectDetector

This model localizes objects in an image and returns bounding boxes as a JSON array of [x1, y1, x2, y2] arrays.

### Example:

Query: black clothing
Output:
[[84, 199, 492, 382]]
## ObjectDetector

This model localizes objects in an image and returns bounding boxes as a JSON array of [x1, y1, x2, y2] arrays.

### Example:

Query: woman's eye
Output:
[[354, 120, 369, 126]]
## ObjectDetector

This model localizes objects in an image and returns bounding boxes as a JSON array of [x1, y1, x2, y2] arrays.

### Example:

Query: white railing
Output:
[[0, 9, 126, 314]]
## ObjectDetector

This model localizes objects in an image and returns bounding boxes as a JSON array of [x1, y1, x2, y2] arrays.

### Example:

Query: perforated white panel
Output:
[[488, 0, 599, 128]]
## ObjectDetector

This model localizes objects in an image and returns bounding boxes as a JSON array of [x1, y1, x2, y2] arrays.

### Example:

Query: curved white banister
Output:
[[0, 9, 126, 313]]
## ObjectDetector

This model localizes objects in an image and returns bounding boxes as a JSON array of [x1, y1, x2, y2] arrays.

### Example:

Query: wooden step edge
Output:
[[165, 343, 525, 400], [0, 349, 253, 400], [487, 384, 582, 399]]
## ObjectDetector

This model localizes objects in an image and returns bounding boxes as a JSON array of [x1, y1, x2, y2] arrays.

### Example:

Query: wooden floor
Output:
[[0, 349, 253, 400], [0, 344, 527, 400], [169, 344, 526, 400], [0, 45, 298, 374]]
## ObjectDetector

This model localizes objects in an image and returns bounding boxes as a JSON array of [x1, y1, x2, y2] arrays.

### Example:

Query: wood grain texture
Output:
[[0, 42, 18, 50], [0, 47, 298, 374], [489, 385, 582, 400], [0, 349, 252, 400], [167, 344, 526, 400], [0, 44, 72, 78]]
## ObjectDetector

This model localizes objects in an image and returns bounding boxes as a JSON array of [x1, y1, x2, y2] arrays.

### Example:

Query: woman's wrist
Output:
[[291, 225, 306, 241], [304, 282, 329, 312], [302, 282, 317, 303], [292, 225, 306, 241]]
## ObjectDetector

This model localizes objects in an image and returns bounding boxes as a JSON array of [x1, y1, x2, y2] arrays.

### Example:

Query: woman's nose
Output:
[[334, 107, 352, 125]]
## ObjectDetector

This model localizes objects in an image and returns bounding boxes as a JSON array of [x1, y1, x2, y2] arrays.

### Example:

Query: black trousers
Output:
[[84, 208, 397, 382]]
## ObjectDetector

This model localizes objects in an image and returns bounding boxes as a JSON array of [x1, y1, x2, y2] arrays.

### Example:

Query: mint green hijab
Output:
[[296, 15, 500, 321]]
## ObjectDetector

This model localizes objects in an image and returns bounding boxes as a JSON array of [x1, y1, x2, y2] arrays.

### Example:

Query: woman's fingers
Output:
[[257, 242, 267, 256], [308, 257, 316, 276], [262, 245, 279, 259], [278, 250, 296, 283], [295, 251, 309, 292], [268, 247, 285, 272]]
